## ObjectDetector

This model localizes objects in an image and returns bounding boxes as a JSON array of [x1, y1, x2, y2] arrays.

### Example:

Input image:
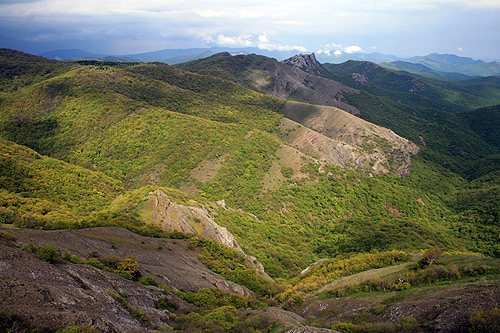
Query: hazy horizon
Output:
[[1, 0, 499, 61]]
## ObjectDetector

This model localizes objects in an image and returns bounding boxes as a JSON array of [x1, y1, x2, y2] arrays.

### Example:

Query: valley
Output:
[[1, 47, 500, 332]]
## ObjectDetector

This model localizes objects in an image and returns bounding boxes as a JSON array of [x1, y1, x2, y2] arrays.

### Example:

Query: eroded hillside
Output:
[[0, 226, 305, 332], [280, 101, 419, 176]]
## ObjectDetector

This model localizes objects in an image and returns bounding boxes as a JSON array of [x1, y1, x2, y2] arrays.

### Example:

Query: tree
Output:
[[117, 256, 140, 280], [420, 246, 444, 267]]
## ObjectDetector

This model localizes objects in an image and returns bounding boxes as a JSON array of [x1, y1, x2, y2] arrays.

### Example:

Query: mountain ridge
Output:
[[36, 47, 500, 77]]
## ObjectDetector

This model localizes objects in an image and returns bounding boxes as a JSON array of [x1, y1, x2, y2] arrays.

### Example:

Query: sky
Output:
[[0, 0, 499, 61]]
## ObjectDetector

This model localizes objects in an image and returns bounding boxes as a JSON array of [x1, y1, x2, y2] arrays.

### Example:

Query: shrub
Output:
[[469, 307, 500, 332], [117, 256, 140, 279], [446, 263, 461, 279], [174, 306, 240, 333], [58, 324, 100, 333], [331, 321, 357, 333], [399, 316, 419, 331], [37, 245, 60, 263], [102, 255, 121, 269], [232, 313, 279, 333], [86, 257, 105, 269], [463, 263, 491, 276], [138, 275, 159, 286], [23, 243, 38, 253], [424, 264, 447, 283]]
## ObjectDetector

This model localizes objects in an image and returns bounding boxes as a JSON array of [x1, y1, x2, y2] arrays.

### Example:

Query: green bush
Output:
[[58, 324, 100, 333], [174, 306, 239, 333], [37, 245, 60, 263], [116, 256, 140, 279], [463, 263, 491, 276], [138, 275, 159, 286], [420, 246, 444, 267], [469, 307, 500, 332], [399, 316, 419, 331], [86, 257, 105, 270]]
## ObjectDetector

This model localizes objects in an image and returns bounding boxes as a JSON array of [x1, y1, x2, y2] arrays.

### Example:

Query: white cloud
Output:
[[215, 34, 254, 47], [317, 43, 364, 56], [257, 34, 307, 52], [275, 20, 306, 25], [207, 33, 306, 52], [344, 45, 363, 54], [197, 9, 231, 18]]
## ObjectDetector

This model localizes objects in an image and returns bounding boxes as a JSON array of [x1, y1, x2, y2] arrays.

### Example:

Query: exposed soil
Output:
[[0, 226, 252, 331], [280, 102, 419, 176]]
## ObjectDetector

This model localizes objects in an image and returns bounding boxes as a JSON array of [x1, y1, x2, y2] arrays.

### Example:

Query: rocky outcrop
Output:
[[147, 190, 242, 251], [283, 53, 323, 76], [144, 190, 271, 279], [0, 226, 256, 332]]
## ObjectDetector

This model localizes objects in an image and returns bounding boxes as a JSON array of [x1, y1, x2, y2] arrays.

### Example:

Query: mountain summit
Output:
[[283, 53, 323, 76]]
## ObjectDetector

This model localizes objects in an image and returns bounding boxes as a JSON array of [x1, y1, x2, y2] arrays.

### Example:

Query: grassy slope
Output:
[[176, 55, 500, 276], [0, 137, 123, 228], [289, 252, 500, 331]]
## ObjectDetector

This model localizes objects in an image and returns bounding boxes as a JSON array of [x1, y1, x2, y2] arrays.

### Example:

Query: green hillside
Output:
[[1, 49, 500, 332], [0, 137, 123, 229], [2, 48, 500, 268], [179, 53, 500, 178], [321, 61, 500, 177]]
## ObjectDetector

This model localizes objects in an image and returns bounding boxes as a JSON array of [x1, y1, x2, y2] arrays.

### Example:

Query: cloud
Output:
[[344, 45, 363, 54], [197, 9, 231, 18], [257, 34, 307, 52], [317, 43, 364, 56], [215, 34, 254, 47], [207, 33, 306, 52], [275, 20, 306, 25]]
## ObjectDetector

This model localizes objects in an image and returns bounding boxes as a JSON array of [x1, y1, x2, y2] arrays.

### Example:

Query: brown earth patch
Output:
[[189, 154, 227, 183]]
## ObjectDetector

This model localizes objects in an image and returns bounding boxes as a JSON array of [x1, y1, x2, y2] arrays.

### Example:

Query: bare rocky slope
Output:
[[280, 101, 419, 176], [138, 189, 271, 279], [180, 52, 420, 177], [3, 226, 498, 332], [0, 226, 304, 332]]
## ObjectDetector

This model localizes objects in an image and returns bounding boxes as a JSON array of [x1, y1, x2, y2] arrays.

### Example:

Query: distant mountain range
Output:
[[38, 48, 500, 78]]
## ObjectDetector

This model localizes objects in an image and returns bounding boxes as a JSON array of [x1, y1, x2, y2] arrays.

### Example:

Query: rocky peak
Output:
[[283, 53, 323, 75]]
